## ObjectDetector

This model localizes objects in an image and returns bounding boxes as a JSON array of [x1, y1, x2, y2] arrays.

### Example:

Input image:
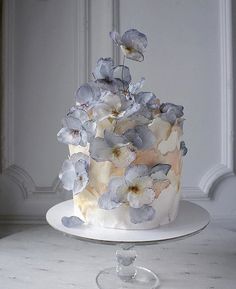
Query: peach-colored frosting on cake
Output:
[[69, 115, 184, 229]]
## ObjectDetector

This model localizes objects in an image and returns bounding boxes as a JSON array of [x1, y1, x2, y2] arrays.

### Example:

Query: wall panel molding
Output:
[[181, 0, 234, 200]]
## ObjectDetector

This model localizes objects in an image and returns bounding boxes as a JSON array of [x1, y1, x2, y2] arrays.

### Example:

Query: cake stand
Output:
[[46, 200, 210, 289]]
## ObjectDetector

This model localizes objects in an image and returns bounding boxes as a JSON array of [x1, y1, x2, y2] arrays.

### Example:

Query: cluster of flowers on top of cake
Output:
[[57, 29, 187, 225]]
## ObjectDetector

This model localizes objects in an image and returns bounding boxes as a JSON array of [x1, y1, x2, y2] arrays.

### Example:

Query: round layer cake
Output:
[[57, 28, 187, 230], [69, 114, 185, 230]]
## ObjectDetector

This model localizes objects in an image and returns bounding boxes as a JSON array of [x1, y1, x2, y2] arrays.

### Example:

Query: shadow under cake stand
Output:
[[46, 200, 210, 289]]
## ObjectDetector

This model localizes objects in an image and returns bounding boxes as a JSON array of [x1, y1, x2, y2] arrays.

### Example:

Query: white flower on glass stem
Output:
[[110, 29, 148, 62], [57, 106, 96, 146], [59, 153, 89, 196], [89, 130, 136, 168]]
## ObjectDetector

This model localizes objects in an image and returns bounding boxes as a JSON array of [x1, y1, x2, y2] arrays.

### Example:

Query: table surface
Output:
[[46, 200, 210, 244], [0, 222, 236, 289]]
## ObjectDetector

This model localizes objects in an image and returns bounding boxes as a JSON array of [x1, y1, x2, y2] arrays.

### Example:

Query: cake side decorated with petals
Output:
[[57, 29, 188, 230]]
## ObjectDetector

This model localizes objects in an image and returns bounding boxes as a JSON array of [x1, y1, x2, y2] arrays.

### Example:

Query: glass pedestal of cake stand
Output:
[[46, 200, 210, 289]]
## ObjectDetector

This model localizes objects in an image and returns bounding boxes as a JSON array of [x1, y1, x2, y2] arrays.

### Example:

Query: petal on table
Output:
[[61, 216, 84, 228], [129, 205, 155, 224]]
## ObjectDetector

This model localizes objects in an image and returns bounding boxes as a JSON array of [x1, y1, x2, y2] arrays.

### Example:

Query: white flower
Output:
[[59, 153, 89, 195], [89, 130, 136, 168], [57, 107, 96, 146], [110, 29, 148, 62]]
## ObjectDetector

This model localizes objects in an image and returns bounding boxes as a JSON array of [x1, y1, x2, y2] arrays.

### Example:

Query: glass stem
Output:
[[116, 243, 137, 282]]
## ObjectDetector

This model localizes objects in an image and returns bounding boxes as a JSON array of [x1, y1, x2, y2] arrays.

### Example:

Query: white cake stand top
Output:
[[46, 200, 210, 245]]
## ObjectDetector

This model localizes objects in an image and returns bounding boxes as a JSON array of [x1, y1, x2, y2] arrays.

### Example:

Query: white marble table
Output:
[[0, 223, 235, 289]]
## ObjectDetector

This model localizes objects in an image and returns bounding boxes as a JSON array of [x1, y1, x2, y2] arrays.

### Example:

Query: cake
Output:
[[57, 29, 187, 230]]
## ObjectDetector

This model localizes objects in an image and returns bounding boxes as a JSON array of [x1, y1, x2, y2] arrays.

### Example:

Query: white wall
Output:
[[0, 0, 235, 223]]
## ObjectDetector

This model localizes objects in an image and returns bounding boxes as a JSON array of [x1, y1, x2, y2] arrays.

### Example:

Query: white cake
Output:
[[57, 29, 187, 230]]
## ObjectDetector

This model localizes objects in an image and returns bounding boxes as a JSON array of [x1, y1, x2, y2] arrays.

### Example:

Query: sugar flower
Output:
[[89, 130, 136, 168], [160, 102, 184, 125], [110, 29, 148, 62], [98, 163, 171, 223], [75, 82, 101, 109], [59, 153, 90, 195], [61, 216, 84, 228], [57, 106, 96, 146], [123, 125, 156, 150]]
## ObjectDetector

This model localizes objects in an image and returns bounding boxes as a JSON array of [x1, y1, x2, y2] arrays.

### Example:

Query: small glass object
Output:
[[96, 243, 160, 289]]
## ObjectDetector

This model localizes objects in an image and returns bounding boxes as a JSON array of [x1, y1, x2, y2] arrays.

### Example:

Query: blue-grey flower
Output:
[[75, 82, 101, 108], [123, 125, 156, 150], [129, 205, 155, 224], [110, 29, 148, 62], [93, 58, 119, 93], [180, 141, 188, 156], [57, 107, 96, 146], [112, 65, 132, 91], [61, 216, 84, 228], [59, 153, 89, 195], [160, 102, 184, 125], [128, 77, 145, 94], [136, 91, 160, 110], [89, 130, 136, 168]]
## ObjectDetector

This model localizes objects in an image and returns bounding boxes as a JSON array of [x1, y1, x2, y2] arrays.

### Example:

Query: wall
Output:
[[0, 0, 235, 223]]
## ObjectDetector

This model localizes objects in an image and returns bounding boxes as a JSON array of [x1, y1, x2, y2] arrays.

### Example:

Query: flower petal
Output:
[[57, 127, 82, 146], [128, 188, 155, 208], [73, 172, 89, 195], [90, 137, 112, 162], [113, 65, 132, 84], [67, 107, 89, 123], [94, 57, 114, 80], [109, 31, 122, 45], [125, 164, 149, 183], [59, 169, 76, 191], [83, 120, 97, 142], [129, 77, 145, 94], [150, 164, 171, 177], [104, 130, 128, 147], [61, 216, 84, 228], [121, 29, 148, 53], [75, 82, 101, 108], [123, 125, 156, 150], [98, 192, 121, 210], [109, 145, 136, 168], [180, 141, 188, 156], [129, 205, 155, 224], [70, 153, 90, 166]]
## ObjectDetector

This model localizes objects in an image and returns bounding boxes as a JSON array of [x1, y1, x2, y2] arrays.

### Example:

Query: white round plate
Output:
[[46, 200, 210, 245]]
